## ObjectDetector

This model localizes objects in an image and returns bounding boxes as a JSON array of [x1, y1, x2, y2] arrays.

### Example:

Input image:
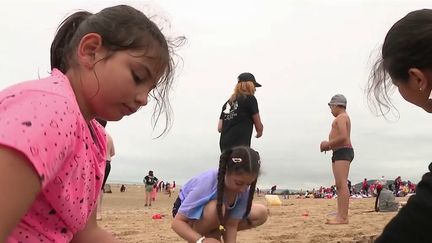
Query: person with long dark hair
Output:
[[171, 146, 268, 242], [366, 9, 432, 242]]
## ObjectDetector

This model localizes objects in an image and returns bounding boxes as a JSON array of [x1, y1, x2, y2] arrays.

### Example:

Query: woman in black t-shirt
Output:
[[218, 72, 264, 151]]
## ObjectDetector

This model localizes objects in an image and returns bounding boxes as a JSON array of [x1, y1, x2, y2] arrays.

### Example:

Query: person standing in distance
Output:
[[143, 170, 158, 207], [320, 94, 354, 225], [218, 72, 264, 152]]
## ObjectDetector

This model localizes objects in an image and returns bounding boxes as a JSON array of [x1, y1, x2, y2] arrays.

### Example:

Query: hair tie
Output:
[[219, 224, 225, 232]]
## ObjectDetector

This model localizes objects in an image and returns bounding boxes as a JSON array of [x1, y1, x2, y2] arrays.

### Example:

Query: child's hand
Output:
[[320, 141, 330, 152], [202, 238, 222, 243]]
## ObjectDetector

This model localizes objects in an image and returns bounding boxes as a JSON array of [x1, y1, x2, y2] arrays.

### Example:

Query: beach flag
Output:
[[265, 195, 282, 206]]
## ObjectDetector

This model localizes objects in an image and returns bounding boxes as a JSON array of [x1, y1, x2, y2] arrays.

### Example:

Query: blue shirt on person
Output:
[[178, 169, 249, 220]]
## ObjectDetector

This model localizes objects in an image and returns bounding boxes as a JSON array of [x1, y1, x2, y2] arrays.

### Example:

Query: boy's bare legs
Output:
[[328, 160, 350, 224]]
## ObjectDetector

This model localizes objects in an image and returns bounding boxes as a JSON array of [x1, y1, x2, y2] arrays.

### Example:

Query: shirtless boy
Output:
[[320, 94, 354, 224]]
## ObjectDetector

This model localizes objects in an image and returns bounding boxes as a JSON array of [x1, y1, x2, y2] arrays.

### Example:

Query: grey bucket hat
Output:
[[328, 94, 347, 107]]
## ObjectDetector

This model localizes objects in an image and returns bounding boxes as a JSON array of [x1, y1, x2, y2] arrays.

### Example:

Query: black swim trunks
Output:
[[331, 147, 354, 163]]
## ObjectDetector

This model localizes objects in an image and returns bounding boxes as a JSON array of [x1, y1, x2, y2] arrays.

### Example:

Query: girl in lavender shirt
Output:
[[171, 146, 268, 243]]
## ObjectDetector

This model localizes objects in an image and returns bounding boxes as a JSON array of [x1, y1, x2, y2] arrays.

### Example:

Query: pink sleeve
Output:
[[0, 90, 78, 187]]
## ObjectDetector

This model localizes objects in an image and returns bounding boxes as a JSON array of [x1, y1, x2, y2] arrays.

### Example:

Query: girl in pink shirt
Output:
[[0, 4, 184, 243]]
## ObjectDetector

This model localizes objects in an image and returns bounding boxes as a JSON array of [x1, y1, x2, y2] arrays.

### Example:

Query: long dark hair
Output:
[[216, 146, 260, 236], [367, 9, 432, 116], [50, 5, 185, 136]]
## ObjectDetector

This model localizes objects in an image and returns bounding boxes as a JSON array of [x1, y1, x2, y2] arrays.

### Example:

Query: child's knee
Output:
[[251, 204, 268, 226], [335, 181, 348, 190]]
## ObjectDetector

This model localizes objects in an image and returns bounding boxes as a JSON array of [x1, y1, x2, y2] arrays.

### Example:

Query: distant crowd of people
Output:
[[261, 175, 417, 201], [359, 176, 416, 198], [305, 176, 417, 200]]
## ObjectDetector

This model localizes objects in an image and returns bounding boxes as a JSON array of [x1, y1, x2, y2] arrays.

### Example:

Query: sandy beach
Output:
[[97, 184, 404, 243]]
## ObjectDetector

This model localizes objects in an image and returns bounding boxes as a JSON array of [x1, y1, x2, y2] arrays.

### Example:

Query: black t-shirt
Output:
[[144, 175, 158, 186], [375, 163, 432, 243], [219, 95, 259, 151]]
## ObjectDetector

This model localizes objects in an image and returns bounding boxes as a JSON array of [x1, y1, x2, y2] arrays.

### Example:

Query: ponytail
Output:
[[216, 148, 231, 237], [50, 11, 92, 72], [243, 178, 257, 222]]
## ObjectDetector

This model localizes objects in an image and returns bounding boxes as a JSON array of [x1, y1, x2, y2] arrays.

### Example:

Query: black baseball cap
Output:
[[238, 72, 262, 87]]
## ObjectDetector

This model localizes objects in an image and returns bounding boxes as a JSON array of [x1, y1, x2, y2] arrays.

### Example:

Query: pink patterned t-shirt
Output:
[[0, 69, 107, 242]]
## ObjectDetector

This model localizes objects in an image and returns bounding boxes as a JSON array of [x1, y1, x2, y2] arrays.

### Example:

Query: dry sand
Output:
[[99, 184, 403, 243]]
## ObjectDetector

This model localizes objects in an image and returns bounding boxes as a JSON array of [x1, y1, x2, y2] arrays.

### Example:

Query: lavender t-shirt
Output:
[[178, 169, 249, 220], [0, 69, 107, 242]]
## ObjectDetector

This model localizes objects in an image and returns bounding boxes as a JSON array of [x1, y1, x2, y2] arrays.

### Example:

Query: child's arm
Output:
[[222, 218, 241, 243], [0, 147, 41, 241], [171, 213, 203, 242], [70, 209, 120, 243], [171, 213, 222, 243]]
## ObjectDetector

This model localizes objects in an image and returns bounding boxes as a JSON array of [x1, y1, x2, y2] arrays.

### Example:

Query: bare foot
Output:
[[326, 217, 348, 225]]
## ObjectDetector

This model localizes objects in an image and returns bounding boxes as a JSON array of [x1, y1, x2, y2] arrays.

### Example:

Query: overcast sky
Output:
[[2, 0, 432, 190]]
